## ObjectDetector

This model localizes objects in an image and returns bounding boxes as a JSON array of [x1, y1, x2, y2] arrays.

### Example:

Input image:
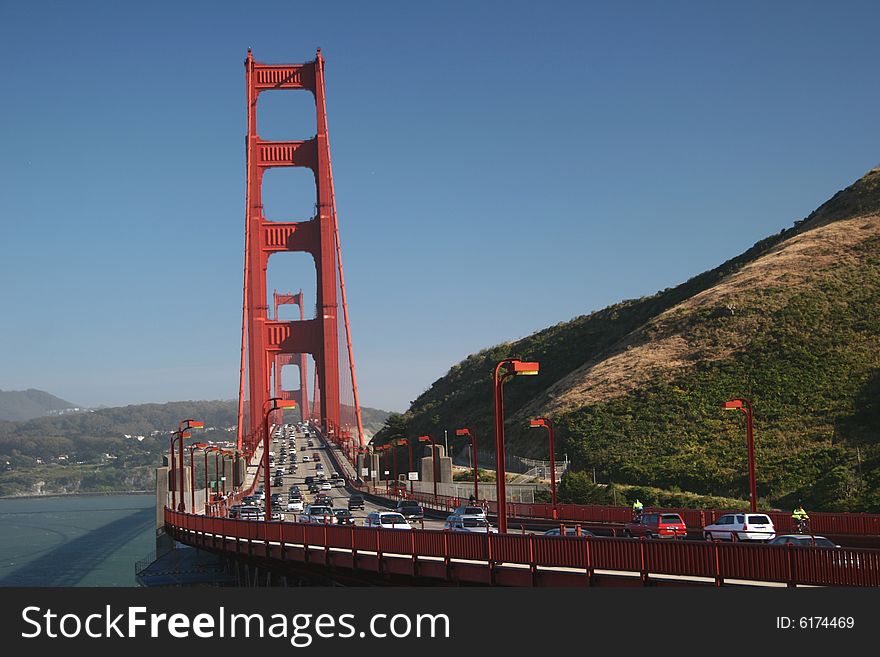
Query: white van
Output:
[[703, 513, 776, 542]]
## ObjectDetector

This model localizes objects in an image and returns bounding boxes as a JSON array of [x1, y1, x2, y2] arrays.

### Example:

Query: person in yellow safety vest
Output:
[[632, 498, 643, 521], [792, 503, 809, 530]]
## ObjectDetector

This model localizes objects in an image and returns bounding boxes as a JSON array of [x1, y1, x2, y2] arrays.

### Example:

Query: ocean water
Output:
[[0, 494, 156, 586]]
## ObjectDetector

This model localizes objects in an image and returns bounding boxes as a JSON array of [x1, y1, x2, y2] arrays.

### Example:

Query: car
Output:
[[332, 477, 346, 488], [395, 500, 424, 521], [228, 504, 242, 519], [273, 477, 284, 487], [269, 510, 283, 521], [238, 505, 264, 521], [703, 513, 776, 542], [304, 476, 315, 485], [286, 498, 304, 513], [313, 454, 321, 462], [241, 495, 256, 506], [333, 509, 355, 525], [624, 512, 687, 539], [316, 462, 324, 471], [768, 534, 839, 548], [446, 516, 498, 533], [302, 455, 311, 462], [315, 494, 334, 507], [289, 485, 301, 494], [299, 505, 336, 524], [320, 481, 332, 491], [288, 465, 297, 474], [543, 527, 596, 537], [365, 511, 412, 530], [348, 494, 365, 511], [448, 505, 487, 520], [307, 483, 320, 494]]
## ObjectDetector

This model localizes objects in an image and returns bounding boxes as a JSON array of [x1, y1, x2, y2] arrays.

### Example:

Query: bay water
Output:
[[0, 494, 155, 586]]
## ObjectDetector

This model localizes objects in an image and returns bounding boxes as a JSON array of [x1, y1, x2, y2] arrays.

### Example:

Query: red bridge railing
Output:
[[371, 488, 880, 537], [165, 508, 880, 587]]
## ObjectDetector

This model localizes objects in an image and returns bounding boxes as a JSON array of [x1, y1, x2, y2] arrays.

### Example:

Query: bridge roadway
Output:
[[166, 425, 880, 587]]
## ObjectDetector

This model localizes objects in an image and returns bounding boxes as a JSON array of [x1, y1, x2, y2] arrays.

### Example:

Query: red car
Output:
[[624, 512, 688, 539]]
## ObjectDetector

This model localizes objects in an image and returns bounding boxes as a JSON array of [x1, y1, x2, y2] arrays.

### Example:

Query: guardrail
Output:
[[165, 508, 880, 587], [364, 487, 880, 537]]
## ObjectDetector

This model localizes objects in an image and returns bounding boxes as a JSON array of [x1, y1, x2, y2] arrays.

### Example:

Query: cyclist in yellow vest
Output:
[[792, 503, 809, 531], [632, 498, 644, 521]]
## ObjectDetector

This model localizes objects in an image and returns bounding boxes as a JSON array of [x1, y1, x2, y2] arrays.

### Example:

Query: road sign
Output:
[[360, 467, 369, 477], [384, 470, 390, 475], [408, 472, 419, 481]]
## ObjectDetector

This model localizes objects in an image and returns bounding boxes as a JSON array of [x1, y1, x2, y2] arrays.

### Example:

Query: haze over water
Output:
[[0, 494, 155, 586]]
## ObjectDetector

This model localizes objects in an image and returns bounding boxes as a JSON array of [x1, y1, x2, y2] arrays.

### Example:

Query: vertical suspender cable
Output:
[[317, 56, 366, 448], [237, 51, 255, 452]]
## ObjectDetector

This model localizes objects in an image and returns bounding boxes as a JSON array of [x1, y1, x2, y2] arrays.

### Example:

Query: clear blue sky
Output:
[[1, 1, 878, 412]]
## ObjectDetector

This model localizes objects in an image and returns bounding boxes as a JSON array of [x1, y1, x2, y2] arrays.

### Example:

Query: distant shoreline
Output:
[[0, 490, 152, 500]]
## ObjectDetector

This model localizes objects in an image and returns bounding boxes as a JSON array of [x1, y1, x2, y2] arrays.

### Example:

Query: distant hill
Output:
[[373, 168, 880, 512], [0, 398, 392, 496], [0, 389, 77, 422]]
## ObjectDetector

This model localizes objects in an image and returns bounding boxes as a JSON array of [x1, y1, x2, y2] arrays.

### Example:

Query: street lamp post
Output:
[[187, 443, 208, 514], [493, 359, 540, 533], [455, 428, 478, 502], [262, 397, 297, 521], [374, 444, 391, 490], [393, 438, 409, 495], [406, 438, 413, 497], [171, 419, 204, 512], [203, 448, 210, 514], [418, 435, 439, 505], [221, 452, 227, 495], [529, 418, 558, 519], [723, 398, 757, 513]]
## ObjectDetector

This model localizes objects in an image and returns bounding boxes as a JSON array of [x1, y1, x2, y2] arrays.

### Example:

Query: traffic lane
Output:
[[277, 438, 446, 528]]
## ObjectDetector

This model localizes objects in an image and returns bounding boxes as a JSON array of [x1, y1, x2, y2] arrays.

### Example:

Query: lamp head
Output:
[[510, 360, 540, 376]]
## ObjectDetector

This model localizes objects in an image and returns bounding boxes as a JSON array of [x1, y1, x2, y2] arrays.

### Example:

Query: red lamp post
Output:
[[374, 444, 391, 489], [494, 359, 540, 533], [394, 437, 413, 495], [529, 418, 558, 519], [418, 435, 439, 505], [203, 447, 211, 514], [262, 397, 297, 521], [171, 419, 204, 512], [723, 398, 757, 513], [187, 442, 209, 514], [391, 438, 408, 493], [169, 433, 181, 512], [455, 428, 478, 502]]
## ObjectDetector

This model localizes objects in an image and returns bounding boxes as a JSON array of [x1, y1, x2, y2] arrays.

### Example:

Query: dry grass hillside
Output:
[[521, 212, 880, 420]]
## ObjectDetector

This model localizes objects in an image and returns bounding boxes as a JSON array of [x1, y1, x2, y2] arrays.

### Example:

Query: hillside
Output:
[[373, 168, 880, 512], [0, 389, 76, 422]]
